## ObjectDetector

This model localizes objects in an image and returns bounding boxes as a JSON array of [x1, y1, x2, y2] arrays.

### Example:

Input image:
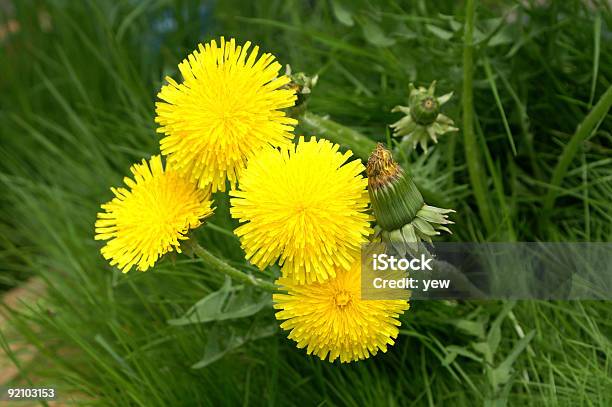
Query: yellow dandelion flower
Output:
[[155, 37, 298, 192], [273, 259, 410, 363], [230, 136, 373, 284], [95, 155, 213, 272]]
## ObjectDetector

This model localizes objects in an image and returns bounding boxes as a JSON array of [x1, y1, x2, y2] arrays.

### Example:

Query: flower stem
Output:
[[297, 111, 451, 208], [188, 241, 277, 292], [299, 111, 377, 160], [462, 0, 494, 234]]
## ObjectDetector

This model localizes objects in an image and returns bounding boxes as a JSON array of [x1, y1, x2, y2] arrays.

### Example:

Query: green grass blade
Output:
[[462, 0, 494, 235], [543, 84, 612, 216]]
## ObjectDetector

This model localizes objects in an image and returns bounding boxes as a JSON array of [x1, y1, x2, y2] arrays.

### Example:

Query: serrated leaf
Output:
[[168, 277, 271, 326], [191, 319, 277, 369]]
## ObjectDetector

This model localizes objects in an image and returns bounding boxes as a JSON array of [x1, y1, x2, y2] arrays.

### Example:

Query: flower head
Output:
[[95, 155, 213, 272], [390, 81, 458, 151], [230, 137, 372, 284], [156, 37, 298, 192], [367, 144, 454, 256], [273, 260, 409, 362]]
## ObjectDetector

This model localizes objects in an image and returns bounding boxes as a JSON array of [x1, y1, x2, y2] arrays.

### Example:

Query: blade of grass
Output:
[[588, 13, 601, 108], [474, 114, 516, 240], [462, 0, 494, 235], [542, 84, 612, 216], [483, 56, 517, 156]]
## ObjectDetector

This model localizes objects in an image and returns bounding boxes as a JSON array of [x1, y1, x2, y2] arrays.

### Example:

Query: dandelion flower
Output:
[[273, 260, 410, 362], [230, 137, 372, 284], [95, 155, 213, 272], [156, 37, 298, 192]]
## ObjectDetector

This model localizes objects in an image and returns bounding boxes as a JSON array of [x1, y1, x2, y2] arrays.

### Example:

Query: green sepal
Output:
[[369, 171, 424, 231]]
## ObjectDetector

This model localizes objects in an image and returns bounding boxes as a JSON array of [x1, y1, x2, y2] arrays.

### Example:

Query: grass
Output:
[[0, 0, 611, 405]]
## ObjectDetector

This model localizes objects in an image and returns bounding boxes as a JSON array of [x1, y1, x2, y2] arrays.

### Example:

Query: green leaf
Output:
[[191, 319, 277, 369], [168, 277, 271, 326], [425, 24, 454, 40], [394, 24, 417, 40], [488, 27, 514, 47], [490, 330, 535, 388], [453, 318, 486, 339], [472, 341, 491, 361], [331, 0, 354, 26], [442, 345, 483, 366], [359, 18, 396, 47], [441, 350, 458, 366], [487, 301, 515, 357]]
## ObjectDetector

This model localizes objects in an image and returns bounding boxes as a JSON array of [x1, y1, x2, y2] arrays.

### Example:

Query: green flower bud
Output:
[[366, 144, 454, 255], [409, 86, 440, 125], [367, 143, 424, 230], [390, 81, 458, 151]]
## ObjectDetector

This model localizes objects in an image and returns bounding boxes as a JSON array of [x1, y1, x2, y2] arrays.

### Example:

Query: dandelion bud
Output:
[[390, 81, 458, 151], [366, 144, 454, 254], [409, 87, 440, 125], [367, 143, 424, 231]]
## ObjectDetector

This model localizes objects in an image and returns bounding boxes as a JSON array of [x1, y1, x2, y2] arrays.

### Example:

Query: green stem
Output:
[[297, 111, 451, 208], [542, 84, 612, 215], [299, 111, 377, 159], [462, 0, 494, 234], [188, 241, 277, 292]]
